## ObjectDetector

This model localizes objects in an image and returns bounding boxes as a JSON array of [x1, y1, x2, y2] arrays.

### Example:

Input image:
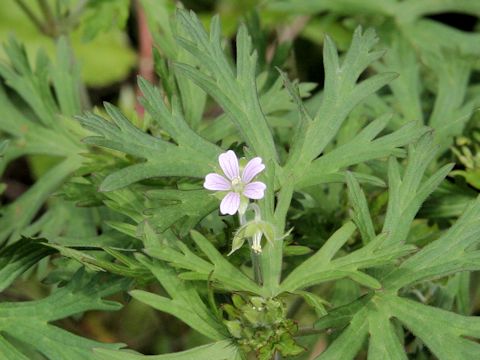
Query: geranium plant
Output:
[[1, 1, 479, 359]]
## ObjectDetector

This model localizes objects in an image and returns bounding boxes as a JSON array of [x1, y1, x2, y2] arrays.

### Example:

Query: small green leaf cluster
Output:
[[223, 294, 303, 359]]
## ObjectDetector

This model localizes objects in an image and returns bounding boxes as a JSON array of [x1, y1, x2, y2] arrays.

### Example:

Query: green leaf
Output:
[[95, 340, 239, 360], [190, 230, 262, 295], [383, 196, 480, 290], [298, 119, 427, 189], [375, 34, 423, 124], [281, 221, 414, 293], [0, 38, 56, 127], [295, 290, 329, 316], [315, 306, 370, 360], [145, 189, 218, 233], [0, 271, 129, 360], [382, 134, 454, 247], [0, 237, 55, 291], [367, 306, 407, 360], [280, 222, 355, 292], [388, 295, 480, 360], [0, 156, 82, 244], [132, 256, 227, 340], [77, 103, 215, 191], [138, 77, 218, 156], [147, 241, 213, 276], [50, 37, 82, 117], [346, 171, 376, 243], [283, 245, 313, 256], [81, 0, 130, 41], [0, 334, 29, 360], [174, 10, 277, 163], [285, 27, 397, 180], [44, 243, 153, 281]]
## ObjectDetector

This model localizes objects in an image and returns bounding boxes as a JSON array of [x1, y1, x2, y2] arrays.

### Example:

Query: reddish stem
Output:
[[135, 0, 154, 116]]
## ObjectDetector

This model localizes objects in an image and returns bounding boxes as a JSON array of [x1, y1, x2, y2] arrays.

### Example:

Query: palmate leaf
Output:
[[315, 291, 480, 360], [0, 271, 129, 360], [139, 0, 208, 130], [78, 83, 220, 191], [146, 231, 262, 294], [381, 135, 454, 247], [382, 196, 480, 290], [144, 183, 217, 234], [378, 33, 474, 152], [189, 230, 262, 294], [387, 295, 480, 359], [280, 222, 415, 293], [130, 256, 228, 341], [199, 75, 315, 146], [100, 183, 218, 236], [313, 295, 407, 360], [310, 137, 480, 359], [280, 137, 445, 295], [0, 37, 84, 244], [296, 116, 427, 188], [284, 26, 397, 182], [261, 24, 408, 298], [173, 9, 277, 163], [0, 38, 83, 147], [277, 71, 399, 188]]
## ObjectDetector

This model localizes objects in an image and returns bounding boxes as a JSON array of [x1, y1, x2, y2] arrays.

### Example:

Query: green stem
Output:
[[37, 0, 58, 36], [295, 327, 325, 337], [238, 210, 263, 286], [251, 250, 263, 285], [261, 181, 294, 296]]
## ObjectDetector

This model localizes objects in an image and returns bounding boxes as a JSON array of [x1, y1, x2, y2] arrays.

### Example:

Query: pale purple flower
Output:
[[204, 150, 266, 215]]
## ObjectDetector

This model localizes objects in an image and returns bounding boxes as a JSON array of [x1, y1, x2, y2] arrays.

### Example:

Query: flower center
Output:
[[231, 177, 244, 192]]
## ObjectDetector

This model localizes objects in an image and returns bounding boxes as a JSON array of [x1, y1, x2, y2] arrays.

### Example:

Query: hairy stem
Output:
[[295, 327, 326, 337], [251, 250, 263, 285], [238, 211, 263, 285]]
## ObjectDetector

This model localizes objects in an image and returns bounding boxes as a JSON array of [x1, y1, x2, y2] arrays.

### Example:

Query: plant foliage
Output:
[[1, 1, 479, 359]]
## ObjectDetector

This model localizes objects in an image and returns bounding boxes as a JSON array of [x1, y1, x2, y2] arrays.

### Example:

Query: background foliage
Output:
[[1, 0, 480, 359]]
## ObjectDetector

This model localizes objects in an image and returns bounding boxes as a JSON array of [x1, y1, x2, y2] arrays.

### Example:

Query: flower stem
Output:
[[251, 250, 263, 285], [238, 210, 263, 285]]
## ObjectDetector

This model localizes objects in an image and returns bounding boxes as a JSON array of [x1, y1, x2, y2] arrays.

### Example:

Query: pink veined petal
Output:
[[243, 181, 266, 200], [220, 192, 241, 215], [204, 173, 231, 191], [241, 157, 265, 183], [218, 150, 240, 180]]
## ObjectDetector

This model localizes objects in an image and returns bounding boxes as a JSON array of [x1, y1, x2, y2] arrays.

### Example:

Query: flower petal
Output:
[[219, 150, 239, 180], [204, 173, 231, 191], [241, 157, 265, 183], [220, 192, 241, 215], [243, 181, 266, 200]]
